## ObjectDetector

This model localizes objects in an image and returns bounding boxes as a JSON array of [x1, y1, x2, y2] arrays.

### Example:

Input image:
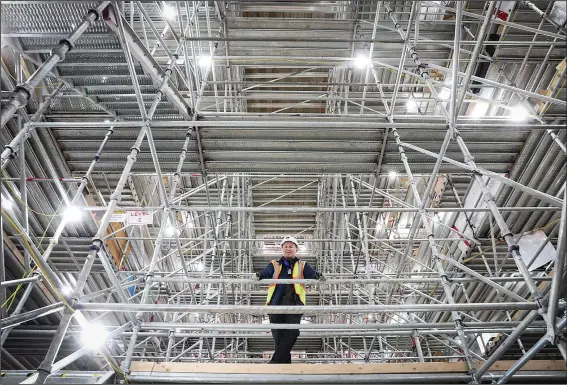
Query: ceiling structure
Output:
[[0, 0, 566, 383]]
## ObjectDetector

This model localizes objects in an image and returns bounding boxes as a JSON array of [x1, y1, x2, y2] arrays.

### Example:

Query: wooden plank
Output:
[[534, 58, 566, 112], [130, 361, 155, 372], [486, 360, 564, 372], [130, 360, 565, 375], [145, 362, 468, 374]]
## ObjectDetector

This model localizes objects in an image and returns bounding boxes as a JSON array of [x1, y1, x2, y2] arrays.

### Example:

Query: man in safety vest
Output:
[[253, 235, 325, 363]]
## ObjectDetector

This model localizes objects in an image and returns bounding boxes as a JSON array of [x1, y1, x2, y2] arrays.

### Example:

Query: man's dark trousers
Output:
[[269, 313, 302, 363]]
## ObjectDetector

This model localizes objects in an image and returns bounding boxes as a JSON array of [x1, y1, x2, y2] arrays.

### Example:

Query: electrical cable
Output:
[[2, 209, 74, 312]]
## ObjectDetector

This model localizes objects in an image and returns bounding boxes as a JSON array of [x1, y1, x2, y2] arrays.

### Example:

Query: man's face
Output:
[[281, 242, 298, 259]]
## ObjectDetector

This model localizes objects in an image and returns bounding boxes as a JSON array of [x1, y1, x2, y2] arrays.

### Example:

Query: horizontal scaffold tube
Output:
[[6, 328, 548, 338], [127, 372, 566, 384], [140, 321, 547, 331], [27, 121, 567, 129], [73, 302, 544, 314], [82, 206, 561, 213], [144, 277, 552, 285], [9, 320, 547, 333], [0, 276, 40, 287], [0, 303, 65, 329]]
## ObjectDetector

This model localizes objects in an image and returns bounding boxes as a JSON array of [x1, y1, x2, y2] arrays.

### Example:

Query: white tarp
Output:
[[452, 175, 502, 253], [518, 230, 557, 271]]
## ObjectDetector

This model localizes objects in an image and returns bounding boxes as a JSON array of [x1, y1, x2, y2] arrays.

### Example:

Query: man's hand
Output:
[[251, 273, 261, 282], [316, 273, 326, 282]]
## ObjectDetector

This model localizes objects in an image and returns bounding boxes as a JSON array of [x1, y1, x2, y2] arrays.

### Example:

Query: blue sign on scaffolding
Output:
[[127, 274, 137, 296]]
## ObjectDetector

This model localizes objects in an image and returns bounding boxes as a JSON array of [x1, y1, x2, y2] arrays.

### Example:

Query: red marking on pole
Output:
[[452, 225, 470, 247]]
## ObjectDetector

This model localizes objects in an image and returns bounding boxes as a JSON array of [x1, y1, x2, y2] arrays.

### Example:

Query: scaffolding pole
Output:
[[0, 2, 111, 127]]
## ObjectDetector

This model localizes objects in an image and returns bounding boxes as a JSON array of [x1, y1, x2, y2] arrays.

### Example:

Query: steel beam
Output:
[[26, 120, 567, 129], [74, 302, 542, 314]]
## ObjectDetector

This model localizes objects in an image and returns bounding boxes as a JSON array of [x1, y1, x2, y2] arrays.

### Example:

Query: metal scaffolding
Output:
[[1, 0, 566, 384]]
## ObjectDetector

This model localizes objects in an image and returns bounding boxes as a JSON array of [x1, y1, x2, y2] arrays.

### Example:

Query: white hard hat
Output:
[[280, 235, 299, 247]]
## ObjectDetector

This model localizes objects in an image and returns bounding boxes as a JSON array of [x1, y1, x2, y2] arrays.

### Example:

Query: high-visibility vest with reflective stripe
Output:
[[265, 259, 307, 305]]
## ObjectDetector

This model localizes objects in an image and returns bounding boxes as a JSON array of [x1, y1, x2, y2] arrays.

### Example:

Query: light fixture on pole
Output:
[[80, 323, 108, 349], [198, 55, 212, 68], [164, 224, 179, 237], [354, 54, 371, 69], [63, 206, 82, 222], [509, 105, 529, 121]]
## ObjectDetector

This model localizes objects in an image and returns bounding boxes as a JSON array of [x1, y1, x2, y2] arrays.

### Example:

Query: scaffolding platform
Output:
[[128, 360, 567, 384]]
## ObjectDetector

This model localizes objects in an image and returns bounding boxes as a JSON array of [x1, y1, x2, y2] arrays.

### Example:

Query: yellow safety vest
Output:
[[265, 259, 306, 305]]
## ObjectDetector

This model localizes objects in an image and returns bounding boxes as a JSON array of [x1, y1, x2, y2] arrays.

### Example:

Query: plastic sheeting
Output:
[[518, 230, 557, 271]]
